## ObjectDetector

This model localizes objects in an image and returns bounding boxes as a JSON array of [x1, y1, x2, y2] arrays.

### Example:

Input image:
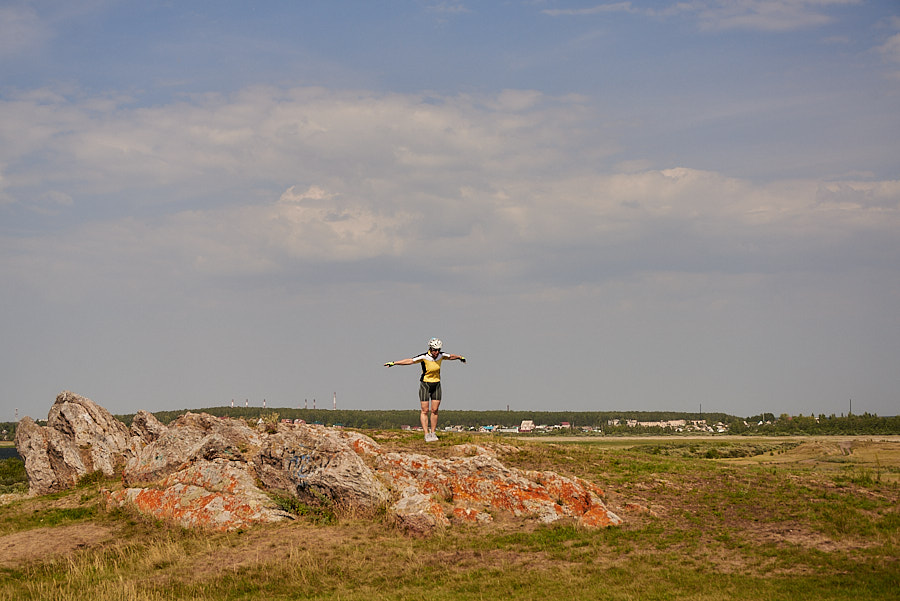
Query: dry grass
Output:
[[0, 434, 897, 600]]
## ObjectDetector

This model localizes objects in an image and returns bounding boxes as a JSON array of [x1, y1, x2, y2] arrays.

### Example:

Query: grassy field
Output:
[[1, 434, 897, 600]]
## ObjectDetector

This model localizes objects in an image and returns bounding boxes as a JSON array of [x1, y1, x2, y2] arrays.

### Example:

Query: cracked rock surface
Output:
[[17, 391, 622, 533]]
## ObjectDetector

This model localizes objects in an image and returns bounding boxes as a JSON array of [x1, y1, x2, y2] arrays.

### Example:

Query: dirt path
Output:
[[0, 524, 117, 567]]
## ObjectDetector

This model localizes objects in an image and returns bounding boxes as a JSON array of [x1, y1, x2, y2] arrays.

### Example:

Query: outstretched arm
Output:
[[444, 354, 467, 363], [384, 358, 417, 367]]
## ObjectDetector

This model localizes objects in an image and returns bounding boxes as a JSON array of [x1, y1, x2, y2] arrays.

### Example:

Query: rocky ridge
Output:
[[16, 391, 622, 533]]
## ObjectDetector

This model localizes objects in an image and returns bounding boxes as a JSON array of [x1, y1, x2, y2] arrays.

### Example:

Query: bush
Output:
[[0, 458, 26, 487]]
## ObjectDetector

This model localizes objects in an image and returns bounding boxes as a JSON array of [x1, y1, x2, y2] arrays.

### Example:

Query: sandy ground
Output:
[[0, 524, 117, 568]]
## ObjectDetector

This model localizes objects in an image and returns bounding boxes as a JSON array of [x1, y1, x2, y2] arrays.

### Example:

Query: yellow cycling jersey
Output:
[[413, 353, 443, 383]]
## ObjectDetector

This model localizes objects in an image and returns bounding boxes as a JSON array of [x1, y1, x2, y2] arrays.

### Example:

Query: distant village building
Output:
[[519, 420, 535, 433], [606, 418, 716, 431], [634, 419, 688, 428]]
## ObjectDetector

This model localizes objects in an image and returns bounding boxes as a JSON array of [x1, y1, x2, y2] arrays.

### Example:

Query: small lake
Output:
[[0, 447, 21, 460]]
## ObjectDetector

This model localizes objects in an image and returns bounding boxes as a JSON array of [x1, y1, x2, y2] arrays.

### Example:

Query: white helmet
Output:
[[428, 337, 442, 350]]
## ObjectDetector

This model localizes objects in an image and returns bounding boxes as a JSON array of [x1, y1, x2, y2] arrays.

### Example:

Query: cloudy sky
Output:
[[2, 1, 899, 421]]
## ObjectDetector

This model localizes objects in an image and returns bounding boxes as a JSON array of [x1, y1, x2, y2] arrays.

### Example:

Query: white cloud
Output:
[[1, 85, 897, 419], [1, 84, 897, 305], [542, 0, 862, 32], [0, 86, 598, 215], [542, 2, 637, 17], [879, 32, 900, 65], [427, 2, 471, 15], [816, 180, 900, 210], [693, 0, 854, 32]]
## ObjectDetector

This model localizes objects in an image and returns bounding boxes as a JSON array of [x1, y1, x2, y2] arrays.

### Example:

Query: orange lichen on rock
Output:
[[23, 391, 623, 535], [452, 506, 492, 524], [106, 458, 290, 531], [107, 481, 289, 532], [371, 447, 621, 529]]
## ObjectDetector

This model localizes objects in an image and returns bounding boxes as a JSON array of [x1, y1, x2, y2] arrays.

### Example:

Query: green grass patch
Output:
[[631, 440, 802, 459], [0, 505, 100, 533], [0, 458, 26, 492], [269, 492, 336, 525]]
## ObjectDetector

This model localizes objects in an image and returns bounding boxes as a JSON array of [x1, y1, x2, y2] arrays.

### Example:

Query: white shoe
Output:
[[425, 432, 438, 442]]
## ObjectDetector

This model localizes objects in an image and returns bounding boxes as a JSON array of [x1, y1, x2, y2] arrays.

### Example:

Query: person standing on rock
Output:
[[384, 338, 466, 442]]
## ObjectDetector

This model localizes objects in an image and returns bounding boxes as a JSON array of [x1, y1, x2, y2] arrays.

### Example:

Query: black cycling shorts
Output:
[[419, 381, 442, 403]]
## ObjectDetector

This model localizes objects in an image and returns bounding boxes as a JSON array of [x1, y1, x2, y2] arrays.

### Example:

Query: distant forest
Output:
[[3, 409, 898, 440], [114, 408, 730, 430], [105, 407, 900, 436]]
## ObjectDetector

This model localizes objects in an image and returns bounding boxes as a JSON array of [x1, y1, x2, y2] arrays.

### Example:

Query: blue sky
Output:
[[2, 1, 899, 421]]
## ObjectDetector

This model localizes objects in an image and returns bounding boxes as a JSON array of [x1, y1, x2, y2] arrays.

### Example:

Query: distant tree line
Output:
[[754, 413, 900, 436], [6, 410, 897, 438], [0, 422, 16, 441], [114, 408, 747, 431]]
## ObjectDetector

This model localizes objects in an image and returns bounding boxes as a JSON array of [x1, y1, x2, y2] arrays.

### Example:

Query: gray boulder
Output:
[[124, 411, 261, 484], [19, 392, 623, 533], [129, 409, 167, 444], [252, 425, 391, 511], [15, 391, 131, 495]]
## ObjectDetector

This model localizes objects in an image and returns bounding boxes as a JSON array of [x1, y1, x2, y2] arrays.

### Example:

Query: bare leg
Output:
[[430, 399, 440, 434], [420, 400, 430, 433]]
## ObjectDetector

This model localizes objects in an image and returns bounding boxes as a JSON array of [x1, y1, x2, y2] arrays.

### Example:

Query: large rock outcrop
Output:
[[17, 392, 622, 533], [15, 391, 131, 495]]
